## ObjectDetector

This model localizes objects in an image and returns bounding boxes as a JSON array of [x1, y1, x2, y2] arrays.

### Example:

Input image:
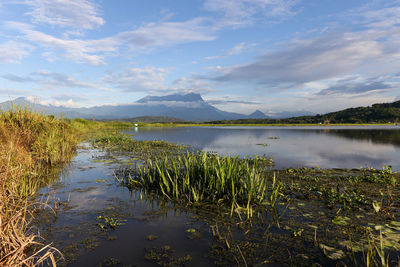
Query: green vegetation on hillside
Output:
[[208, 100, 400, 124]]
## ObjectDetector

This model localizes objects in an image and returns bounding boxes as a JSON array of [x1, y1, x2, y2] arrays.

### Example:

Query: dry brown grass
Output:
[[0, 107, 77, 266]]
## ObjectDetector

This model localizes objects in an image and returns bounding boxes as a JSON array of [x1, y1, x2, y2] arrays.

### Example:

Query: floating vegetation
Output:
[[92, 132, 187, 157], [332, 215, 351, 226], [359, 165, 398, 185], [256, 143, 268, 146], [98, 257, 120, 266], [144, 245, 192, 266], [147, 235, 158, 241], [116, 152, 279, 217], [97, 215, 126, 231]]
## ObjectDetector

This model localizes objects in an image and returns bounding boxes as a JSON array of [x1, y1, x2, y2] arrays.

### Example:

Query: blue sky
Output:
[[0, 0, 399, 114]]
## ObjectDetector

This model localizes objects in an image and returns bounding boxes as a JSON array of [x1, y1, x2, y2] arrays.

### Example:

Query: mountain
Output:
[[136, 93, 203, 103], [0, 94, 269, 122], [0, 97, 92, 118], [247, 110, 268, 119], [117, 116, 187, 123]]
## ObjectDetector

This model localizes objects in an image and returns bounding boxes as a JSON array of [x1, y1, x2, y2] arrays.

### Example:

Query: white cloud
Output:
[[205, 42, 254, 60], [26, 95, 78, 108], [7, 17, 215, 65], [356, 4, 400, 29], [1, 70, 104, 91], [317, 81, 392, 96], [25, 0, 104, 30], [210, 28, 399, 86], [0, 41, 33, 63], [103, 67, 169, 92], [104, 67, 216, 95], [31, 70, 97, 89], [7, 22, 117, 65], [172, 77, 215, 94], [116, 18, 216, 50], [204, 0, 300, 27]]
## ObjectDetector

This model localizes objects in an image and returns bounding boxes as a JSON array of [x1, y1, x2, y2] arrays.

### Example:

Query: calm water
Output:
[[125, 126, 400, 170], [39, 144, 214, 266], [38, 126, 400, 266]]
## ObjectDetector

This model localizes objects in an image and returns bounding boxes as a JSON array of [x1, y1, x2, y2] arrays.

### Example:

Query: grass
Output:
[[3, 108, 397, 266], [0, 106, 135, 266], [92, 131, 187, 161], [0, 106, 77, 266], [116, 152, 279, 218]]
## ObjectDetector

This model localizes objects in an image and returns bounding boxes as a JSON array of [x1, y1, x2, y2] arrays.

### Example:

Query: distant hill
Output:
[[207, 100, 400, 124], [266, 110, 315, 119], [116, 116, 187, 123], [0, 93, 269, 122], [317, 100, 400, 123], [136, 93, 204, 103]]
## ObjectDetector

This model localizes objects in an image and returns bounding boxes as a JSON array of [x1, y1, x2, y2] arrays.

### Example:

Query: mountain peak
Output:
[[247, 110, 267, 119], [136, 93, 204, 103]]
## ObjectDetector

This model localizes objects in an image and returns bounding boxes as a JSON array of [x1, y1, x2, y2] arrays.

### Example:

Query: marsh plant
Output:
[[0, 107, 79, 266], [0, 106, 135, 266], [117, 152, 281, 218]]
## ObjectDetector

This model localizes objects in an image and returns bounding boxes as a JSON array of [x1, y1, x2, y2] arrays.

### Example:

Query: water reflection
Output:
[[125, 126, 400, 170]]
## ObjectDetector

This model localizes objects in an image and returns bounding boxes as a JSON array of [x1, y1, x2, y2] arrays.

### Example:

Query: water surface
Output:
[[125, 126, 400, 170], [37, 126, 400, 266]]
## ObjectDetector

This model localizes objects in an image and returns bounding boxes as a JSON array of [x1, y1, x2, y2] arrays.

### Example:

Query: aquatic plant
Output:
[[0, 106, 79, 266], [0, 106, 134, 266], [359, 166, 398, 185], [117, 152, 280, 217], [92, 132, 187, 161], [96, 215, 125, 230]]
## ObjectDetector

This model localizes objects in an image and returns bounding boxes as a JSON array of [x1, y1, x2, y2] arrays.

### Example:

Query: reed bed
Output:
[[117, 152, 281, 217], [0, 107, 89, 266]]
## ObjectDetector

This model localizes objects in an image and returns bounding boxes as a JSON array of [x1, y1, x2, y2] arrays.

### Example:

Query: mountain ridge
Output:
[[0, 93, 269, 122]]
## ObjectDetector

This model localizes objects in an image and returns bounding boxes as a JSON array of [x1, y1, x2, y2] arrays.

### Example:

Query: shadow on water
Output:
[[324, 128, 400, 147]]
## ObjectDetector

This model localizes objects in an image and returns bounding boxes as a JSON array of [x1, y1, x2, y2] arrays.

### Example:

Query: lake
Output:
[[37, 126, 400, 266], [125, 125, 400, 170]]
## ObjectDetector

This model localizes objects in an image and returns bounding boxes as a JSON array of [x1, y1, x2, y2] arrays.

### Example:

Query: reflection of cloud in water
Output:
[[129, 127, 400, 170], [68, 186, 110, 211]]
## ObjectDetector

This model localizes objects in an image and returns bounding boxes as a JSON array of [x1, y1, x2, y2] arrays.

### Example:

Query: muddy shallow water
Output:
[[35, 127, 400, 266], [37, 144, 218, 266]]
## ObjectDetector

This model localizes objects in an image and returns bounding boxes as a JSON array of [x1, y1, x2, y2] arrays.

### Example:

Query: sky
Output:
[[0, 0, 400, 115]]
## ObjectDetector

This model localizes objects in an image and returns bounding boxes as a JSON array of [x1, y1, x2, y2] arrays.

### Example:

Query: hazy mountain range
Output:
[[0, 93, 315, 121]]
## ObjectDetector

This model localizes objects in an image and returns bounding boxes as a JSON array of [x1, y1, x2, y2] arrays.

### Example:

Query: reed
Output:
[[117, 152, 281, 217], [0, 106, 82, 266]]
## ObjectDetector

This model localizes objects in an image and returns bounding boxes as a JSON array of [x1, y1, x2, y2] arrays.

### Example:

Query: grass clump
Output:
[[117, 152, 280, 217], [0, 107, 82, 266], [92, 132, 187, 161]]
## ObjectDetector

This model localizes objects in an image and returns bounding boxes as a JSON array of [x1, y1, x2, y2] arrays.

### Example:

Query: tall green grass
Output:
[[117, 152, 281, 218], [0, 106, 134, 266]]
